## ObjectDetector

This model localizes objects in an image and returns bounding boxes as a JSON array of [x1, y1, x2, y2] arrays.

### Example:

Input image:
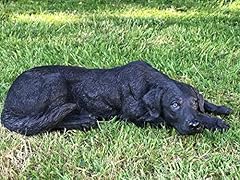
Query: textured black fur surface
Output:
[[1, 61, 232, 136]]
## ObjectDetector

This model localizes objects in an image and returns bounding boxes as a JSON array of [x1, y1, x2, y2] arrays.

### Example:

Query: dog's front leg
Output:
[[204, 100, 232, 115], [197, 113, 230, 132]]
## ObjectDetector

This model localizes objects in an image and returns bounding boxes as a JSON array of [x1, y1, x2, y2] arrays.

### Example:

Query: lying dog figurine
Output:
[[1, 61, 232, 136]]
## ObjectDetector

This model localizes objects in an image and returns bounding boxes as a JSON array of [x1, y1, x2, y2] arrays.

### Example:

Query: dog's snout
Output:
[[188, 120, 200, 129]]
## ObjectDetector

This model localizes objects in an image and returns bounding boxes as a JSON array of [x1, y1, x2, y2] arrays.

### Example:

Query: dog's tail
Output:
[[1, 103, 76, 136]]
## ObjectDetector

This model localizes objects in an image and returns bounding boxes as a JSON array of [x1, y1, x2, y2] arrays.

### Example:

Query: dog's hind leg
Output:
[[1, 103, 77, 136], [1, 72, 76, 135], [204, 100, 232, 115]]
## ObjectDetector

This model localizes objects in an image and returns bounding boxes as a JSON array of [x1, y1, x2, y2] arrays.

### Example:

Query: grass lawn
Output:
[[0, 0, 240, 179]]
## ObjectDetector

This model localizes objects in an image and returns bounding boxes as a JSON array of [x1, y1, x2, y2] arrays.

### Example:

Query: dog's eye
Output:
[[171, 102, 180, 110]]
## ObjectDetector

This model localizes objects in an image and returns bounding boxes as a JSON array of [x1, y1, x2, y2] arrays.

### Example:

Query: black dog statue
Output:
[[1, 61, 232, 136]]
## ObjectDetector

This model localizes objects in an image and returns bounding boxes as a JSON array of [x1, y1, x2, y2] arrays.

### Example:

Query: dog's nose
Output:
[[188, 120, 200, 129]]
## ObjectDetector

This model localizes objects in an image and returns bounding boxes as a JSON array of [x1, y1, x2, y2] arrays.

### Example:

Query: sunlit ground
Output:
[[228, 1, 240, 11], [10, 7, 193, 24], [11, 12, 80, 24], [112, 7, 197, 18], [10, 3, 240, 26]]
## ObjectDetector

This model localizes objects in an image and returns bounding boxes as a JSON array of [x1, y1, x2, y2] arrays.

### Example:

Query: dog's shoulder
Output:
[[126, 60, 153, 68], [119, 60, 155, 74]]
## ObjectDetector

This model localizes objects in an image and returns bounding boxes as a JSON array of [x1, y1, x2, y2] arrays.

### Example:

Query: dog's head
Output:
[[143, 82, 205, 135]]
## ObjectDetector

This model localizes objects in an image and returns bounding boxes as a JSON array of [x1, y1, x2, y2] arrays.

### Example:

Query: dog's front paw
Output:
[[218, 106, 232, 115], [216, 119, 230, 131], [200, 115, 230, 132], [206, 118, 230, 132]]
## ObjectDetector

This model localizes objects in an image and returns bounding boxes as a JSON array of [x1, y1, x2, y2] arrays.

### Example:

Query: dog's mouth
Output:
[[176, 122, 203, 135], [188, 120, 203, 131]]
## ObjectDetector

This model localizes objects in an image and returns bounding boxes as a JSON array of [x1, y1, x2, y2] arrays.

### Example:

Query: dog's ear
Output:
[[192, 87, 205, 113], [142, 86, 163, 118]]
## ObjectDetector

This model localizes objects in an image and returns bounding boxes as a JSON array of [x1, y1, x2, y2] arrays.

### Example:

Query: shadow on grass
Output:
[[0, 0, 238, 27], [0, 0, 237, 15], [1, 0, 239, 68], [2, 3, 239, 41]]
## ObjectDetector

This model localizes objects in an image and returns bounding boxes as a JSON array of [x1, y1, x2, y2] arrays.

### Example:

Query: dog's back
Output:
[[1, 61, 160, 135]]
